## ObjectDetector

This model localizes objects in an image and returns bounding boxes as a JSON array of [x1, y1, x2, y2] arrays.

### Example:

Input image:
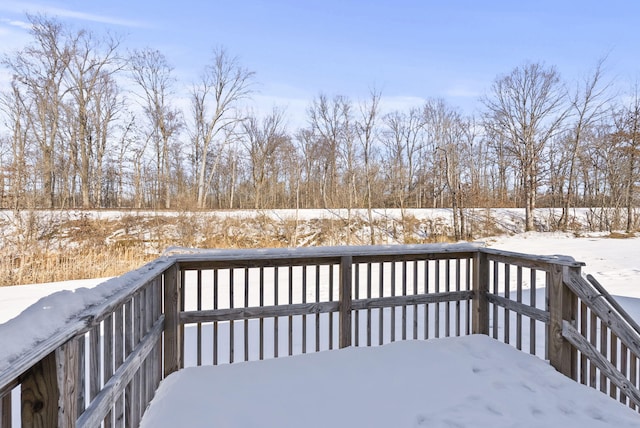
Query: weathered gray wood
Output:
[[339, 256, 352, 348], [412, 261, 419, 340], [492, 261, 498, 340], [132, 291, 142, 427], [354, 263, 361, 347], [302, 265, 307, 353], [76, 334, 85, 417], [178, 271, 185, 370], [563, 269, 640, 361], [516, 266, 523, 350], [103, 314, 114, 428], [174, 243, 480, 270], [621, 343, 628, 404], [579, 302, 588, 385], [631, 354, 638, 410], [465, 258, 471, 336], [329, 264, 335, 350], [17, 338, 81, 428], [89, 325, 100, 402], [444, 260, 450, 338], [455, 259, 461, 337], [434, 260, 440, 339], [482, 248, 584, 269], [402, 261, 408, 341], [260, 267, 266, 359], [390, 262, 396, 342], [611, 333, 619, 399], [379, 261, 385, 345], [21, 351, 57, 428], [563, 321, 640, 408], [181, 301, 340, 324], [56, 338, 79, 428], [600, 320, 608, 394], [196, 270, 202, 366], [76, 317, 164, 428], [114, 306, 124, 427], [288, 265, 293, 356], [213, 269, 219, 365], [530, 269, 537, 355], [424, 260, 429, 340], [503, 264, 510, 344], [548, 264, 577, 379], [315, 265, 321, 352], [589, 310, 597, 388], [123, 299, 133, 428], [273, 267, 279, 358], [229, 269, 235, 364], [368, 262, 373, 346], [587, 274, 640, 336], [0, 316, 86, 395], [163, 264, 181, 377], [352, 291, 474, 311], [472, 251, 489, 335], [244, 268, 250, 362], [485, 294, 550, 323], [1, 390, 10, 428]]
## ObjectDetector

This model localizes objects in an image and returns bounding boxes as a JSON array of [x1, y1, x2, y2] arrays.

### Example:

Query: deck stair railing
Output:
[[0, 243, 639, 427]]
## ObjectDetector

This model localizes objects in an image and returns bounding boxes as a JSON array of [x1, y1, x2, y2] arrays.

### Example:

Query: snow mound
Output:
[[140, 335, 640, 428]]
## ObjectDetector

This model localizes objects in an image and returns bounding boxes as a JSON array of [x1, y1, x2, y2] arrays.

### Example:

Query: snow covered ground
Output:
[[1, 232, 640, 426]]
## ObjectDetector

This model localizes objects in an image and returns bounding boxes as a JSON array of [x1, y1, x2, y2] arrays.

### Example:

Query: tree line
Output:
[[1, 15, 639, 236]]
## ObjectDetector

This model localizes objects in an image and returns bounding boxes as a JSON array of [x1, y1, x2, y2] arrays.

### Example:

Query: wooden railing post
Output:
[[339, 256, 353, 348], [472, 250, 489, 335], [548, 263, 578, 379], [163, 262, 181, 376], [21, 338, 78, 428]]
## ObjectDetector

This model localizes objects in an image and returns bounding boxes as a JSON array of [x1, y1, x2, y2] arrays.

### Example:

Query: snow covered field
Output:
[[1, 232, 640, 426]]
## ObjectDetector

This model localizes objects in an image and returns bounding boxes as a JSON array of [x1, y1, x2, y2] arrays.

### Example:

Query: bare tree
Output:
[[190, 47, 254, 208], [241, 108, 289, 209], [355, 89, 381, 244], [382, 107, 424, 216], [557, 59, 611, 230], [307, 94, 352, 209], [424, 99, 468, 240], [611, 88, 640, 232], [129, 47, 182, 209], [483, 62, 568, 231], [3, 15, 71, 208]]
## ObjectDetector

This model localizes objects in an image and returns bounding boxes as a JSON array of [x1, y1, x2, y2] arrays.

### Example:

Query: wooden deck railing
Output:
[[0, 243, 639, 427]]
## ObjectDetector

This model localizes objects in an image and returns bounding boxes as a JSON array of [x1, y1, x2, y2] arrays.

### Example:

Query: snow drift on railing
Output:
[[0, 256, 174, 373]]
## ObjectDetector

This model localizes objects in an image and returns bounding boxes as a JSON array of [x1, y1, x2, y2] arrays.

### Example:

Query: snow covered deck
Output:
[[140, 336, 640, 428]]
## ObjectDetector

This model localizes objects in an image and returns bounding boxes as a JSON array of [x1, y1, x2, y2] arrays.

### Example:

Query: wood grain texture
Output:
[[472, 251, 489, 335], [339, 256, 352, 348], [56, 338, 79, 428], [21, 352, 57, 428], [563, 321, 640, 408], [548, 264, 577, 379], [1, 390, 11, 428], [163, 264, 181, 377], [76, 317, 164, 428]]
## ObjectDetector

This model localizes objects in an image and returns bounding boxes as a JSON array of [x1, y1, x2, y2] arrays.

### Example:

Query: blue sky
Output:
[[0, 0, 638, 124]]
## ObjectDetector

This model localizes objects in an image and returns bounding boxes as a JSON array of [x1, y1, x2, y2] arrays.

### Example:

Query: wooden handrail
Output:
[[3, 243, 640, 427]]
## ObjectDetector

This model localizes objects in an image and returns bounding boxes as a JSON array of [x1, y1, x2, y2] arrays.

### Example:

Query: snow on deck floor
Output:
[[140, 335, 640, 428]]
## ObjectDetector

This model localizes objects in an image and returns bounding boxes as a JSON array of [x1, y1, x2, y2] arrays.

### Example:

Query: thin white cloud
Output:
[[0, 1, 147, 28], [0, 18, 31, 30]]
